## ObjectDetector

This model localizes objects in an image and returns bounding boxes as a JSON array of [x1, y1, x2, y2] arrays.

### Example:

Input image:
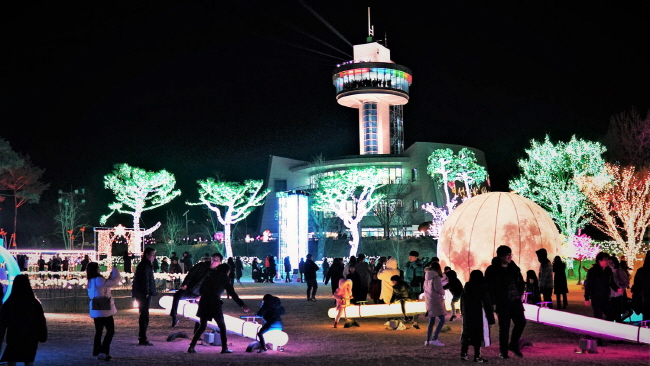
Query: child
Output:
[[256, 294, 285, 353], [460, 270, 494, 362], [525, 270, 542, 305], [390, 275, 420, 329], [443, 270, 463, 321], [333, 279, 353, 328]]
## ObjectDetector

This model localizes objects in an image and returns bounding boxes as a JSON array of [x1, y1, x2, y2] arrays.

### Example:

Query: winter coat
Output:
[[334, 279, 353, 308], [485, 259, 525, 313], [169, 263, 182, 274], [610, 267, 629, 298], [88, 267, 121, 318], [443, 270, 464, 299], [0, 295, 47, 363], [525, 280, 541, 304], [404, 258, 425, 293], [257, 296, 285, 328], [631, 256, 650, 315], [377, 258, 400, 303], [325, 262, 345, 291], [354, 260, 372, 288], [423, 267, 446, 317], [536, 249, 553, 290], [584, 264, 618, 301], [346, 271, 364, 303], [391, 279, 414, 302], [196, 271, 245, 320], [461, 280, 495, 345], [235, 258, 243, 279], [553, 261, 569, 295], [304, 259, 320, 280], [132, 258, 157, 299], [180, 261, 212, 297], [284, 257, 292, 273], [160, 260, 169, 273]]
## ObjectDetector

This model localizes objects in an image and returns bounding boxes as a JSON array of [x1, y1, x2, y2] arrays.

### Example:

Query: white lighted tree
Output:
[[453, 148, 488, 199], [427, 148, 456, 213], [311, 167, 387, 258], [576, 163, 650, 268], [509, 135, 606, 239], [421, 202, 449, 239], [187, 178, 270, 259], [100, 164, 181, 249]]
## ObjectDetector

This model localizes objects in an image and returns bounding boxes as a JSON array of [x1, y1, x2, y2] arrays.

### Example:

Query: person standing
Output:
[[298, 258, 306, 283], [0, 275, 48, 365], [187, 263, 249, 354], [608, 256, 629, 322], [354, 254, 372, 304], [283, 256, 292, 282], [304, 254, 320, 301], [87, 262, 121, 361], [485, 245, 526, 359], [132, 247, 157, 346], [227, 257, 236, 287], [325, 258, 345, 294], [123, 252, 133, 274], [404, 251, 425, 297], [37, 255, 46, 272], [631, 250, 650, 321], [251, 258, 261, 283], [269, 255, 277, 283], [160, 257, 169, 273], [584, 252, 622, 321], [536, 248, 554, 308], [377, 257, 400, 305], [423, 262, 446, 345], [319, 258, 327, 283], [81, 255, 90, 272], [170, 253, 222, 327], [181, 252, 193, 274], [235, 257, 243, 284], [460, 269, 494, 363], [552, 256, 569, 309]]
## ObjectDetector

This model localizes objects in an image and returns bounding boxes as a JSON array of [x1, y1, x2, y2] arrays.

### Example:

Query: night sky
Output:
[[4, 1, 649, 235]]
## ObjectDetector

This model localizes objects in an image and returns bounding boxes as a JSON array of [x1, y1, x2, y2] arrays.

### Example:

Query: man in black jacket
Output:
[[584, 251, 622, 320], [132, 247, 157, 346], [170, 252, 222, 327], [304, 254, 320, 301], [485, 245, 526, 359]]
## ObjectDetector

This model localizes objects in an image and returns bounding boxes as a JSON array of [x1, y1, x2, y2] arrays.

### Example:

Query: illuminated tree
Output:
[[311, 167, 387, 257], [54, 188, 88, 250], [0, 155, 49, 248], [161, 210, 184, 256], [576, 163, 650, 268], [453, 148, 488, 199], [570, 231, 600, 284], [421, 202, 449, 239], [509, 135, 606, 239], [100, 164, 181, 249], [308, 155, 343, 259], [187, 178, 270, 258], [427, 148, 456, 213], [372, 182, 408, 238], [603, 108, 650, 167]]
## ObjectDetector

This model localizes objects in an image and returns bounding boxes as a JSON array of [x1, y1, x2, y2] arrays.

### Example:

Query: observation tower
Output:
[[332, 16, 412, 155]]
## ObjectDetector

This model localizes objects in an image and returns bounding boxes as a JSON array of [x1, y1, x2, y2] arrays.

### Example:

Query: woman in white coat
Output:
[[424, 261, 447, 346], [87, 262, 121, 361], [377, 258, 400, 304]]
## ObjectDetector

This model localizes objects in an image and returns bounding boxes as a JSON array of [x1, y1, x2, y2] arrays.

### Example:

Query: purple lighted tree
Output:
[[572, 230, 601, 284]]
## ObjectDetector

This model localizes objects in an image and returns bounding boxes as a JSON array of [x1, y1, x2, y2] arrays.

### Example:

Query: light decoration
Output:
[[0, 242, 22, 302], [245, 234, 254, 243], [452, 148, 488, 199], [576, 163, 650, 268], [427, 148, 457, 213], [570, 230, 600, 284], [158, 296, 288, 349], [262, 230, 271, 242], [327, 301, 426, 319], [100, 164, 181, 252], [522, 303, 649, 344], [509, 135, 606, 240], [187, 179, 270, 259], [277, 191, 309, 272], [311, 167, 387, 257], [421, 202, 450, 239]]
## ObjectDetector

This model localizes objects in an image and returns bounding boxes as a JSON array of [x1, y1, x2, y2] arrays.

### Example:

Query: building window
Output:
[[274, 179, 287, 192], [412, 168, 418, 182], [412, 199, 419, 213], [362, 102, 378, 154]]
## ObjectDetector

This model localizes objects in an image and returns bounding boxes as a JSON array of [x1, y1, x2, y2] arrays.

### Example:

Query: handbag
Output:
[[92, 296, 112, 310], [91, 277, 112, 310]]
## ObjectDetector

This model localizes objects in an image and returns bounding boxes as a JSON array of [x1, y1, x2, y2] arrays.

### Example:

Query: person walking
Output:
[[485, 245, 526, 359], [132, 247, 157, 346], [304, 254, 320, 301], [584, 252, 622, 321], [87, 262, 121, 361], [460, 269, 494, 363], [0, 274, 48, 366], [187, 263, 249, 354], [552, 256, 568, 309], [283, 256, 292, 282], [423, 261, 446, 345]]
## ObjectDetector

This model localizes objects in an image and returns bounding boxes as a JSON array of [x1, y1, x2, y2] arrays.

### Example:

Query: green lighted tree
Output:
[[311, 167, 387, 257], [427, 148, 456, 213], [100, 164, 181, 249], [509, 135, 606, 239], [453, 148, 488, 199], [187, 178, 270, 259]]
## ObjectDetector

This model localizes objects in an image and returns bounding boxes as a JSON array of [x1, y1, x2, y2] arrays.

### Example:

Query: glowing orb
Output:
[[0, 245, 21, 302], [438, 192, 562, 284]]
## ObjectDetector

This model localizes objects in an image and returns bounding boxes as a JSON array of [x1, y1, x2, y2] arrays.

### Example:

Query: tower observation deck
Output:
[[333, 41, 412, 155]]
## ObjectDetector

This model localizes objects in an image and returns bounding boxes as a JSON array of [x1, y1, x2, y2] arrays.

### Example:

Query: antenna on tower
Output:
[[367, 7, 374, 42], [384, 31, 388, 47]]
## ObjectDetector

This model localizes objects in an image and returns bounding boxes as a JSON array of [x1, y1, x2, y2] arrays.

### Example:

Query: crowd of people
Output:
[[0, 247, 647, 364]]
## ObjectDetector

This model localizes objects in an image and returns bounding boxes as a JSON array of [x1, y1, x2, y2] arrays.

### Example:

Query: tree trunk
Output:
[[348, 224, 360, 258], [224, 224, 233, 259]]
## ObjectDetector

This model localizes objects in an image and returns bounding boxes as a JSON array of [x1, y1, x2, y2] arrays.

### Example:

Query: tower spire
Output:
[[367, 7, 374, 42]]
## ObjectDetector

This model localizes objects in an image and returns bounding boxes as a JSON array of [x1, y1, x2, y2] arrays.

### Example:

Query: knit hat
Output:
[[409, 251, 419, 257]]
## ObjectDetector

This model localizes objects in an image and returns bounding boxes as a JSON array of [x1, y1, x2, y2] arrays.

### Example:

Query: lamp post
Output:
[[183, 210, 189, 244]]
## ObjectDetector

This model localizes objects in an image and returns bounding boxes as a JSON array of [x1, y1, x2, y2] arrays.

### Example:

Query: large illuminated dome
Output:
[[437, 192, 562, 284]]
